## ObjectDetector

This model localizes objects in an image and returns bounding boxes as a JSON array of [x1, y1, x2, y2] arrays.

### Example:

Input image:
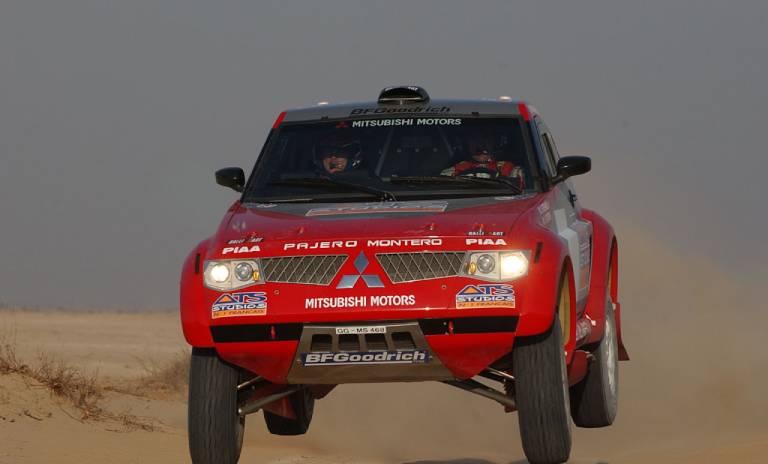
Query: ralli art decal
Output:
[[211, 292, 267, 318], [455, 284, 516, 309]]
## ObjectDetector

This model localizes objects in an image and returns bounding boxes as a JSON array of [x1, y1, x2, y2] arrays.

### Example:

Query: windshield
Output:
[[243, 116, 536, 203]]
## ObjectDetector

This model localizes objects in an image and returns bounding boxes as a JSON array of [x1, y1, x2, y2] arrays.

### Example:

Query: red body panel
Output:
[[426, 333, 516, 379], [180, 192, 619, 384], [217, 341, 299, 382], [180, 239, 213, 347], [580, 209, 628, 358]]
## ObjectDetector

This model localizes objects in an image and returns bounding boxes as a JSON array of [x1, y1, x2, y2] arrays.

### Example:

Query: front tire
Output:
[[188, 348, 245, 464], [570, 298, 619, 427], [264, 387, 315, 435], [513, 281, 572, 464]]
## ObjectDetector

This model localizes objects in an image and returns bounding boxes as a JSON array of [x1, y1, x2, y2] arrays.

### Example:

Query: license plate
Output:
[[335, 326, 386, 335]]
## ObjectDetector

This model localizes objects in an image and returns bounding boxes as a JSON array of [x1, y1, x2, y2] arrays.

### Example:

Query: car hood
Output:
[[213, 195, 540, 252]]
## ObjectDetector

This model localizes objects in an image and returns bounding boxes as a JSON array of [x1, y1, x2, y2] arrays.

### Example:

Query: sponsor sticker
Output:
[[350, 106, 451, 115], [537, 201, 553, 226], [302, 350, 429, 366], [466, 231, 505, 236], [366, 238, 442, 247], [306, 201, 447, 217], [335, 326, 386, 335], [495, 193, 537, 201], [284, 240, 357, 251], [349, 118, 462, 128], [466, 238, 507, 246], [537, 201, 551, 215], [455, 284, 515, 309], [211, 292, 267, 318], [222, 245, 261, 254], [305, 295, 416, 309]]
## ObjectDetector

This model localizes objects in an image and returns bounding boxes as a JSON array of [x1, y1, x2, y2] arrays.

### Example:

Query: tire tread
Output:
[[188, 348, 244, 464], [514, 319, 572, 464]]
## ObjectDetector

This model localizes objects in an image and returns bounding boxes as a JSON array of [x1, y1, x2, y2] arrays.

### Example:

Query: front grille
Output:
[[308, 329, 420, 353], [261, 255, 347, 285], [338, 334, 360, 351], [391, 332, 417, 350], [310, 334, 333, 351], [376, 252, 466, 283], [365, 333, 388, 351]]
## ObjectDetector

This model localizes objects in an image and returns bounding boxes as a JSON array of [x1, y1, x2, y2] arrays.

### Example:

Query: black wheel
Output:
[[264, 387, 315, 435], [188, 348, 245, 464], [513, 277, 572, 464], [570, 298, 619, 427]]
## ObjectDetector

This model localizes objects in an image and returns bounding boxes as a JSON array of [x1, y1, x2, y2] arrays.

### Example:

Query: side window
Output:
[[542, 134, 559, 173], [544, 133, 560, 160], [537, 126, 556, 176]]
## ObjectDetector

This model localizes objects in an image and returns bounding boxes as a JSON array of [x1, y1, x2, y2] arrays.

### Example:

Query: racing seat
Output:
[[379, 134, 450, 178]]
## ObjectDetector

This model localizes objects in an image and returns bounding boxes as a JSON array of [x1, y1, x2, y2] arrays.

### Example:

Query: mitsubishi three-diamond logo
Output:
[[336, 252, 384, 289]]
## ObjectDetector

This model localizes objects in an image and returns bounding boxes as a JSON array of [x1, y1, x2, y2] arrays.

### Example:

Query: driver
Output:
[[314, 136, 362, 175], [441, 135, 522, 179]]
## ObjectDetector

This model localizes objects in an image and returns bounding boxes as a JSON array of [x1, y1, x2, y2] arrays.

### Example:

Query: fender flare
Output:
[[180, 239, 215, 347], [516, 255, 578, 364], [581, 209, 628, 360]]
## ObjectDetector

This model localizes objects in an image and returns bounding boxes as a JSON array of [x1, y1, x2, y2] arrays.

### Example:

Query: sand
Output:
[[1, 231, 766, 463]]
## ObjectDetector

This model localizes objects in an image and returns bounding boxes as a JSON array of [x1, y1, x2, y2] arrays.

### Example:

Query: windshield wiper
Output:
[[389, 176, 522, 194], [268, 177, 397, 201]]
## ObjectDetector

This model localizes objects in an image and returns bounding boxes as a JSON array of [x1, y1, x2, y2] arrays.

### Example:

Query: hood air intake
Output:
[[378, 85, 430, 105]]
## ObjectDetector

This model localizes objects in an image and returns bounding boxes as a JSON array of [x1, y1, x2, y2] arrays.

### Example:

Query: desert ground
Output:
[[1, 232, 767, 463]]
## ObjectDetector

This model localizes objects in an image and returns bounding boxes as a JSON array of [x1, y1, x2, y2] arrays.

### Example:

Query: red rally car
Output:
[[181, 86, 629, 464]]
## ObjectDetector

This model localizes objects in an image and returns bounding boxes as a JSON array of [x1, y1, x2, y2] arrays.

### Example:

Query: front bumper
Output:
[[182, 238, 568, 384], [212, 316, 518, 384]]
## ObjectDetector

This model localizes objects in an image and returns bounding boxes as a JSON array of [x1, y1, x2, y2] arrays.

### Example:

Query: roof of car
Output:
[[279, 91, 536, 124]]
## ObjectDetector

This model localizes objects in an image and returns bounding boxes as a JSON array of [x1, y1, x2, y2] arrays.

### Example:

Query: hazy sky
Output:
[[1, 1, 766, 308]]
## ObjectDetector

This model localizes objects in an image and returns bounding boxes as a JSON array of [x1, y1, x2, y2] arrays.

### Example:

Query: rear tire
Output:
[[570, 298, 619, 427], [264, 387, 315, 435], [513, 282, 572, 464], [188, 348, 245, 464]]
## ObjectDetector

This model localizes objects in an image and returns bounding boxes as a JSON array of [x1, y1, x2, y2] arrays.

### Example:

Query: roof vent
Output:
[[378, 85, 430, 105]]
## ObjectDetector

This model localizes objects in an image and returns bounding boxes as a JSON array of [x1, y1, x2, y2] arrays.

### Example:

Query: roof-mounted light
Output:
[[378, 85, 430, 105]]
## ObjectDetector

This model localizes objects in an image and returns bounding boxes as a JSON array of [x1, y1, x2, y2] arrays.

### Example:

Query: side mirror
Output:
[[552, 156, 591, 185], [215, 167, 245, 192]]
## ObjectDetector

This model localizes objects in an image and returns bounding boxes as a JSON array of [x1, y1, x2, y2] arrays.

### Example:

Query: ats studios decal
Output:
[[456, 284, 516, 309], [211, 292, 268, 318]]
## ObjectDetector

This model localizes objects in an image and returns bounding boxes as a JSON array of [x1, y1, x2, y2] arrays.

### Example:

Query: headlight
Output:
[[204, 260, 263, 290], [476, 254, 495, 273], [500, 252, 529, 279], [209, 264, 230, 283], [462, 250, 530, 281], [234, 262, 254, 281]]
